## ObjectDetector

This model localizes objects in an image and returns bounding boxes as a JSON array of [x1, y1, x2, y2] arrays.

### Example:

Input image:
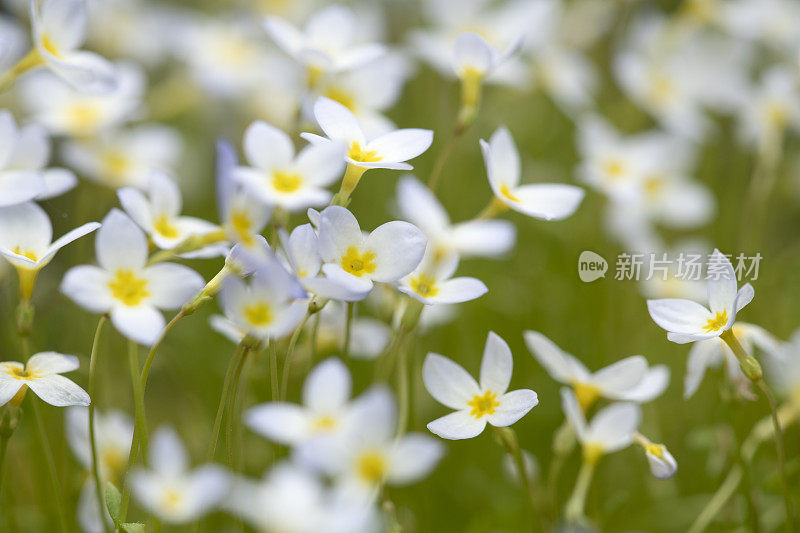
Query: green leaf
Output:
[[104, 481, 121, 522], [121, 523, 146, 533]]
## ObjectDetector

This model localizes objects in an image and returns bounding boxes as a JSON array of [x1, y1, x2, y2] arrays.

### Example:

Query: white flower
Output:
[[313, 302, 391, 360], [246, 357, 353, 446], [560, 388, 641, 463], [423, 332, 538, 440], [118, 169, 219, 250], [524, 330, 669, 409], [130, 427, 229, 524], [299, 386, 444, 499], [398, 249, 487, 306], [30, 0, 117, 93], [0, 109, 76, 206], [396, 175, 516, 259], [20, 62, 143, 137], [314, 206, 427, 301], [480, 126, 584, 220], [639, 437, 677, 480], [685, 322, 780, 399], [302, 97, 433, 171], [0, 352, 90, 407], [738, 66, 800, 145], [61, 209, 205, 345], [219, 250, 307, 341], [61, 124, 182, 189], [452, 31, 521, 83], [208, 314, 246, 344], [647, 249, 754, 344], [233, 120, 344, 211], [769, 327, 800, 402], [264, 5, 386, 77], [722, 0, 800, 55]]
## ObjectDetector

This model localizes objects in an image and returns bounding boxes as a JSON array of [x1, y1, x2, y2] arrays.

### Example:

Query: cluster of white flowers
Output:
[[0, 0, 799, 531]]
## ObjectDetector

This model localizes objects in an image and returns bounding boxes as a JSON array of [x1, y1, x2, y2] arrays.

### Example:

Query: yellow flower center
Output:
[[243, 302, 273, 327], [583, 443, 605, 464], [101, 448, 127, 479], [2, 364, 37, 380], [312, 415, 338, 432], [323, 86, 358, 113], [648, 73, 676, 105], [348, 142, 381, 163], [12, 247, 38, 262], [602, 158, 627, 180], [646, 443, 665, 460], [499, 183, 519, 203], [409, 274, 439, 298], [66, 103, 102, 134], [764, 102, 789, 130], [101, 151, 133, 182], [161, 489, 183, 511], [272, 171, 303, 193], [41, 34, 62, 57], [340, 246, 376, 277], [467, 390, 500, 419], [356, 450, 388, 484], [703, 310, 728, 333], [572, 381, 601, 411], [643, 175, 664, 198], [230, 209, 254, 245], [108, 269, 150, 306], [153, 214, 180, 239]]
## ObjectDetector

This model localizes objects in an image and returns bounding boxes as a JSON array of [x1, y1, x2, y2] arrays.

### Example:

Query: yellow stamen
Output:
[[646, 443, 665, 460], [243, 302, 273, 327], [323, 86, 357, 113], [572, 382, 601, 411], [108, 269, 150, 306], [272, 171, 303, 193], [409, 274, 439, 298], [153, 214, 180, 239], [467, 390, 499, 419], [101, 151, 133, 183], [703, 310, 728, 333], [11, 247, 38, 262], [312, 415, 338, 432], [340, 246, 376, 277], [643, 175, 664, 198], [602, 158, 627, 180], [356, 450, 388, 484], [582, 443, 604, 465], [66, 103, 102, 134], [40, 34, 61, 57], [230, 209, 254, 245], [499, 183, 519, 203], [348, 142, 381, 163], [161, 489, 183, 511]]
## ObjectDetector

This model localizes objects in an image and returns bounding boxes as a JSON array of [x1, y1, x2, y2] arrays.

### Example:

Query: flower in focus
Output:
[[61, 209, 205, 345], [302, 97, 433, 171], [0, 201, 99, 300], [423, 331, 538, 439], [480, 126, 584, 220], [561, 388, 641, 464], [524, 330, 669, 410], [0, 352, 90, 407], [314, 205, 427, 301], [130, 427, 229, 524], [29, 0, 117, 92], [647, 249, 754, 343], [233, 120, 345, 211], [398, 248, 488, 306]]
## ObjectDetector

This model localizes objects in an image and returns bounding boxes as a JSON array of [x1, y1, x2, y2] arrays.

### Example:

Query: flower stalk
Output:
[[88, 316, 112, 533]]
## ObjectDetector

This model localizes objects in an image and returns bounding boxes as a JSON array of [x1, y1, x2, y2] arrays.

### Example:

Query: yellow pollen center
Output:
[[340, 246, 377, 277], [357, 450, 388, 484], [583, 443, 605, 464], [348, 142, 381, 163], [409, 274, 439, 298], [649, 74, 675, 105], [41, 34, 61, 57], [153, 214, 180, 239], [499, 183, 519, 203], [272, 171, 304, 193], [161, 489, 183, 511], [467, 390, 500, 419], [703, 310, 728, 333], [602, 159, 627, 180], [3, 365, 37, 380], [323, 86, 358, 113], [312, 415, 338, 432], [66, 103, 102, 134], [230, 210, 254, 245], [646, 443, 665, 459], [101, 151, 132, 181], [572, 382, 601, 411], [643, 175, 664, 197], [12, 247, 38, 261], [108, 269, 150, 306], [243, 302, 273, 327]]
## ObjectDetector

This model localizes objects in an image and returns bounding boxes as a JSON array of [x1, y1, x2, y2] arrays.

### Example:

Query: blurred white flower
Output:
[[737, 66, 800, 146], [130, 427, 229, 524], [398, 248, 487, 306], [61, 209, 205, 345], [424, 332, 538, 439], [302, 97, 433, 171], [451, 31, 521, 86], [481, 126, 584, 220], [0, 352, 89, 407], [524, 330, 669, 410], [313, 301, 391, 360], [722, 0, 800, 55], [769, 327, 800, 403], [647, 249, 754, 344], [635, 433, 677, 480]]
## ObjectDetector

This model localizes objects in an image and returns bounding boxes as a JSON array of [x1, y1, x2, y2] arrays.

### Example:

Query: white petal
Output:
[[284, 224, 321, 278], [707, 249, 737, 314], [366, 129, 433, 164], [427, 410, 486, 440], [646, 446, 677, 480], [118, 187, 153, 231], [39, 0, 87, 51], [302, 357, 351, 411], [10, 123, 49, 170], [452, 32, 493, 75], [148, 170, 182, 218], [317, 206, 363, 261], [0, 201, 52, 258], [667, 331, 719, 344], [294, 142, 345, 186], [524, 331, 581, 384], [0, 378, 24, 406], [507, 184, 585, 220], [591, 356, 648, 397], [0, 171, 46, 207], [243, 120, 294, 171], [479, 331, 513, 394], [46, 50, 118, 94], [586, 402, 640, 453], [364, 221, 426, 282], [41, 221, 100, 265], [619, 365, 670, 403], [184, 466, 230, 514], [39, 168, 77, 199], [646, 298, 712, 334], [735, 283, 754, 312], [423, 277, 487, 304], [684, 340, 723, 399], [61, 265, 113, 313], [97, 209, 148, 271], [422, 353, 480, 410], [245, 403, 310, 445], [312, 97, 364, 145], [487, 389, 538, 427], [28, 375, 90, 407], [396, 175, 449, 234], [308, 265, 373, 301], [149, 427, 188, 476], [482, 127, 520, 190], [449, 220, 516, 258], [347, 386, 395, 443], [110, 305, 165, 346], [142, 263, 205, 310], [27, 352, 79, 374], [386, 433, 444, 485], [560, 388, 587, 441]]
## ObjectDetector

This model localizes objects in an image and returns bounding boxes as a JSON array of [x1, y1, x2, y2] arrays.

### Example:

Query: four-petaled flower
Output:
[[0, 352, 90, 407]]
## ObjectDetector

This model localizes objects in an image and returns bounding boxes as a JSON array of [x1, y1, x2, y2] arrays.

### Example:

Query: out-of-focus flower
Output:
[[561, 388, 641, 463], [647, 249, 754, 344], [0, 109, 76, 206], [525, 330, 669, 410], [29, 0, 117, 93], [634, 432, 677, 480], [313, 301, 391, 360], [737, 66, 800, 146], [770, 327, 800, 403], [130, 427, 229, 524], [315, 206, 427, 301], [303, 97, 433, 171], [481, 127, 584, 220], [20, 63, 143, 137], [396, 175, 516, 260], [722, 0, 800, 55], [61, 209, 205, 345], [424, 332, 538, 439], [234, 120, 344, 211], [0, 201, 99, 300], [0, 352, 90, 407], [398, 249, 487, 306], [451, 32, 521, 98]]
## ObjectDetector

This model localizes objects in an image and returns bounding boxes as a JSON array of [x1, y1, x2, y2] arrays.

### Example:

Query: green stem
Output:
[[226, 346, 250, 469], [88, 316, 111, 533], [688, 465, 744, 533], [206, 343, 246, 463], [269, 340, 279, 402], [330, 164, 367, 207], [280, 312, 310, 401], [310, 313, 320, 364], [0, 433, 8, 495], [118, 341, 147, 525], [342, 303, 353, 360], [565, 457, 596, 524], [494, 427, 543, 532], [396, 337, 410, 437], [31, 400, 69, 533]]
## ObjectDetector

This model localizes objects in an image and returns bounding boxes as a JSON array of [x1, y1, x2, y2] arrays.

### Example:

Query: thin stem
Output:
[[31, 400, 69, 533], [330, 164, 367, 207], [140, 310, 186, 392], [427, 131, 460, 192], [0, 433, 8, 495], [475, 197, 509, 220], [269, 340, 279, 402], [688, 465, 744, 533], [205, 343, 246, 463], [88, 316, 111, 533], [280, 312, 311, 401], [118, 341, 144, 524], [396, 338, 410, 436], [310, 313, 320, 364], [342, 303, 354, 360], [493, 427, 543, 532], [226, 346, 250, 469], [565, 457, 596, 524]]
